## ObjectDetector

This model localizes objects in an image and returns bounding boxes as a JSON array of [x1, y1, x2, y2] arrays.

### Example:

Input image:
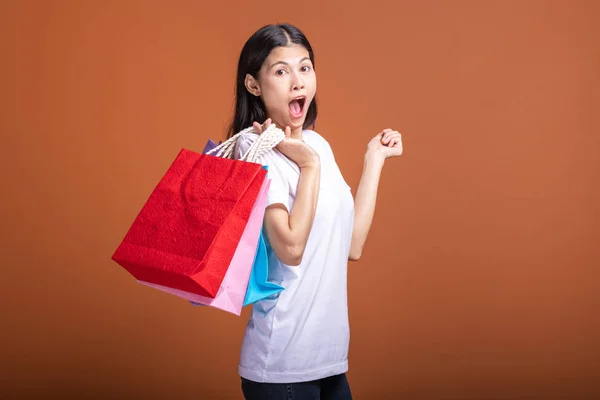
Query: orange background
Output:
[[2, 1, 599, 399]]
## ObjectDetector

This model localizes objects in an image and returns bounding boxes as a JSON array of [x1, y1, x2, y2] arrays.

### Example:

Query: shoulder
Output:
[[303, 129, 335, 157], [303, 129, 332, 148], [234, 130, 259, 159], [303, 129, 326, 143], [237, 130, 260, 149]]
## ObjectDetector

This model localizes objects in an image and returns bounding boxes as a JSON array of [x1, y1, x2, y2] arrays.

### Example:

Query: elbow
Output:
[[348, 246, 363, 262], [278, 244, 305, 267]]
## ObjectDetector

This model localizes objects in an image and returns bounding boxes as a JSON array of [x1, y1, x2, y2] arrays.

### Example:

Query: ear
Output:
[[244, 74, 261, 97]]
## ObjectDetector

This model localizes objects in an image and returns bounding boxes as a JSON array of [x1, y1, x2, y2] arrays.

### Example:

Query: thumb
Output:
[[285, 126, 291, 138]]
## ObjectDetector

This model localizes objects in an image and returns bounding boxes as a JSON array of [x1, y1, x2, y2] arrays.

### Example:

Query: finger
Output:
[[253, 121, 262, 133], [385, 131, 401, 144], [388, 133, 401, 145], [263, 118, 272, 129], [382, 128, 395, 140], [285, 126, 291, 138], [381, 131, 395, 144]]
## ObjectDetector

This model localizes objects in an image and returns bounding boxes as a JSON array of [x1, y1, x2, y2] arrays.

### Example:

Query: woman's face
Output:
[[247, 44, 316, 131]]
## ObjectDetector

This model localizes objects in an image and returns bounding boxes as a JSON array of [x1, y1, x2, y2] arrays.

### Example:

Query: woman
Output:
[[230, 23, 403, 399]]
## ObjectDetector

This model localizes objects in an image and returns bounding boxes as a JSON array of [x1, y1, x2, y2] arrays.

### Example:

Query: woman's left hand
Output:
[[367, 128, 403, 160]]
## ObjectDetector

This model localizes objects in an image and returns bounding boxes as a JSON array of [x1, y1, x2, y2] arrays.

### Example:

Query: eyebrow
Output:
[[269, 57, 311, 69]]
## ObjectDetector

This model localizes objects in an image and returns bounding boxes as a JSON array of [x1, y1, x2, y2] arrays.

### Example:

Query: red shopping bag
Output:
[[111, 148, 267, 298]]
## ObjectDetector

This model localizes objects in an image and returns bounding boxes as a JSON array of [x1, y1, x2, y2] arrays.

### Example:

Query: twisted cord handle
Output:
[[206, 124, 285, 162]]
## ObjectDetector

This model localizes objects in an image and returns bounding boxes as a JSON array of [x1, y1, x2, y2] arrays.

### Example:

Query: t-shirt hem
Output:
[[238, 361, 349, 384]]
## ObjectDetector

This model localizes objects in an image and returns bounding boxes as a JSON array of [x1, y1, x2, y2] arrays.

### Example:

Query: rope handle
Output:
[[205, 124, 286, 163]]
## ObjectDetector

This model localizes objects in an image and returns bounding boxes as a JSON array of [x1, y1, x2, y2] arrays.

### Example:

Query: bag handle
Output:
[[205, 124, 285, 163]]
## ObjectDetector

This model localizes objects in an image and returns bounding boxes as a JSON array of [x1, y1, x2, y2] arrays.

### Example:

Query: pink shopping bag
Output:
[[137, 176, 271, 316]]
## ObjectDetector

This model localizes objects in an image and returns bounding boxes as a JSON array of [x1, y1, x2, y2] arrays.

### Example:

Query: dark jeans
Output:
[[241, 373, 352, 400]]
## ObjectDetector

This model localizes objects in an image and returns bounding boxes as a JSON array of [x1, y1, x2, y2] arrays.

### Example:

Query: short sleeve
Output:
[[316, 134, 352, 192], [235, 132, 291, 213]]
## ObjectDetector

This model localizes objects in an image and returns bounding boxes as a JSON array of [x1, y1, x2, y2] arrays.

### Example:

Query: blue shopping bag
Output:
[[243, 224, 284, 305]]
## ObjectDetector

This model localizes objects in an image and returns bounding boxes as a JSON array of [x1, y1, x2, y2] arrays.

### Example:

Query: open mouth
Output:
[[288, 96, 306, 118]]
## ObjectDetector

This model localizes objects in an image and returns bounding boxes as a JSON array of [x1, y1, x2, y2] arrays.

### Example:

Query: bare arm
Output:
[[349, 128, 403, 261], [349, 152, 385, 261], [264, 163, 320, 266], [253, 120, 321, 266]]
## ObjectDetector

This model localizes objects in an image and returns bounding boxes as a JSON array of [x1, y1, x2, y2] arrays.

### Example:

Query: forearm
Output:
[[349, 152, 385, 260]]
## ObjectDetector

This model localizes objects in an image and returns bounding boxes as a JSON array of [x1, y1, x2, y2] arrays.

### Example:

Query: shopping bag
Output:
[[209, 133, 285, 305], [138, 173, 270, 315], [139, 140, 284, 312], [243, 226, 285, 305], [203, 136, 285, 306], [111, 146, 267, 298], [202, 139, 221, 154], [189, 165, 285, 309], [112, 125, 286, 299]]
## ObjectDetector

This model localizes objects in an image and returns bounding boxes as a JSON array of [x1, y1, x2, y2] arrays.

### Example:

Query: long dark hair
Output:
[[226, 23, 318, 139]]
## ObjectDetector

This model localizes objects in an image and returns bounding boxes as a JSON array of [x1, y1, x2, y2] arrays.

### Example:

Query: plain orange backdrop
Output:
[[1, 1, 599, 399]]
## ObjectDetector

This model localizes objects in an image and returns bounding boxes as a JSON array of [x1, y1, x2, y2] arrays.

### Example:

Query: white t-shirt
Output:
[[234, 129, 355, 384]]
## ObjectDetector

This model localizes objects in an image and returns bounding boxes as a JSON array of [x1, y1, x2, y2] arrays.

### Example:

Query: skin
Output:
[[244, 43, 403, 265]]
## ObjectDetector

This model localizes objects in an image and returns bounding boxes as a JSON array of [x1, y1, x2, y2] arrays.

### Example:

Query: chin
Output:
[[275, 115, 304, 130], [289, 120, 306, 130]]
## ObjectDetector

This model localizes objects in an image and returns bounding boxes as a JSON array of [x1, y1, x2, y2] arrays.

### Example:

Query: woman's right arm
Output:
[[248, 120, 321, 266], [263, 161, 320, 266]]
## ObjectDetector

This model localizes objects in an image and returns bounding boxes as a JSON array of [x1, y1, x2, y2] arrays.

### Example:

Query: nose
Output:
[[291, 72, 304, 91]]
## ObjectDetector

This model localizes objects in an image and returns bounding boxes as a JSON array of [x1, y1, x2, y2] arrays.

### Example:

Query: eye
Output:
[[276, 69, 287, 76], [301, 65, 311, 72]]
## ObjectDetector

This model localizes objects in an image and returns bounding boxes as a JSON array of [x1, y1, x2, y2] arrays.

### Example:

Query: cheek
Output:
[[306, 75, 317, 95], [261, 81, 287, 110]]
